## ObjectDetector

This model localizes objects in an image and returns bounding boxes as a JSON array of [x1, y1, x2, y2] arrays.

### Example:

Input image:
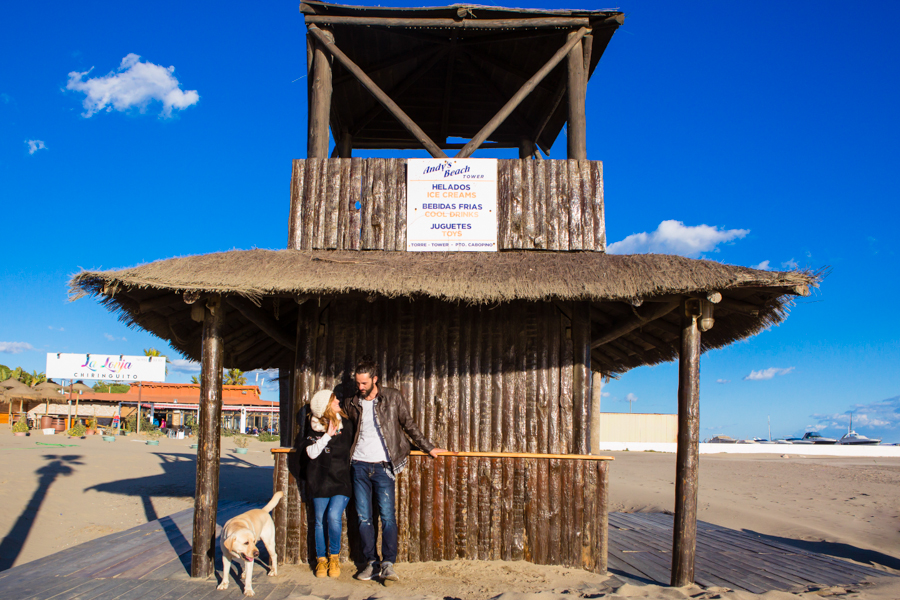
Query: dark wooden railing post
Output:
[[191, 295, 224, 578], [671, 298, 701, 586], [566, 30, 587, 160]]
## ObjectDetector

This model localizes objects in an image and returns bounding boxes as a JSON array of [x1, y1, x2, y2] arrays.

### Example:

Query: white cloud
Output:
[[169, 358, 200, 373], [103, 333, 127, 342], [781, 258, 799, 270], [752, 260, 771, 270], [743, 367, 795, 381], [66, 53, 199, 118], [811, 396, 900, 432], [25, 140, 47, 154], [624, 392, 638, 404], [48, 326, 65, 331], [716, 379, 730, 384], [607, 220, 749, 257], [0, 341, 35, 354], [601, 391, 610, 398]]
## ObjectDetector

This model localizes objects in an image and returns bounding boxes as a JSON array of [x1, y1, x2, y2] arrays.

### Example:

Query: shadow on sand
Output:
[[743, 528, 900, 571], [0, 454, 84, 571]]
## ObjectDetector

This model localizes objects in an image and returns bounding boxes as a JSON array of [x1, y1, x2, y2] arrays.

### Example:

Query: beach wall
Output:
[[594, 442, 900, 457]]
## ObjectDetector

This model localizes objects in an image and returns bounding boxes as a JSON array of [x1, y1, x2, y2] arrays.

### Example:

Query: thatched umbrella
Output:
[[34, 380, 63, 392], [67, 380, 94, 426], [1, 379, 40, 424]]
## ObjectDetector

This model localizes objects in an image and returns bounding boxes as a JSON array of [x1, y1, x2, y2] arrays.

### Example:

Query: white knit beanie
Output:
[[309, 390, 333, 419]]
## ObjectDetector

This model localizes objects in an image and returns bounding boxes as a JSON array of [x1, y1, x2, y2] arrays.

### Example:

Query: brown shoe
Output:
[[315, 557, 328, 578], [328, 554, 341, 578]]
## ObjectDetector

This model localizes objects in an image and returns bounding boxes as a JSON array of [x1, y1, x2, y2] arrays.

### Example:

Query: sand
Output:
[[1, 433, 898, 600]]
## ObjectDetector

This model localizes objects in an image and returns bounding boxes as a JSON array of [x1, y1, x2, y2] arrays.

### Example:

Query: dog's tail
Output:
[[262, 491, 284, 513]]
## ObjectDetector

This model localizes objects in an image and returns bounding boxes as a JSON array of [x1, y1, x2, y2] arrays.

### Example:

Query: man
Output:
[[343, 356, 446, 582]]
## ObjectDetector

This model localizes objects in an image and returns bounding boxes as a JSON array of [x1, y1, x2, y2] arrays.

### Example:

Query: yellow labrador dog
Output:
[[217, 491, 283, 596]]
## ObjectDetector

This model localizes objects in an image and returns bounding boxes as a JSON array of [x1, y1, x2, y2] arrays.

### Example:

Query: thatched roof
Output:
[[70, 249, 817, 374]]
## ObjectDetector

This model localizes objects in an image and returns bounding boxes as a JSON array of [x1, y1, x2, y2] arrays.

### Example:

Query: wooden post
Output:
[[567, 31, 587, 160], [590, 371, 602, 454], [308, 29, 333, 159], [191, 295, 225, 578], [518, 138, 536, 159], [338, 129, 352, 158], [279, 370, 293, 447], [671, 298, 701, 587], [571, 301, 591, 455]]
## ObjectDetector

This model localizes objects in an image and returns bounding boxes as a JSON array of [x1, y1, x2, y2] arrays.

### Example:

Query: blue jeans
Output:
[[312, 495, 350, 557], [351, 461, 397, 563]]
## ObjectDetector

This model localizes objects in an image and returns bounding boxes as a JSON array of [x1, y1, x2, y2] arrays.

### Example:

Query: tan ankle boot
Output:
[[328, 554, 341, 578], [315, 556, 328, 578]]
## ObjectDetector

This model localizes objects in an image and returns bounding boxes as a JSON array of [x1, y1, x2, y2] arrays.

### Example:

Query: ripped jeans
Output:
[[351, 461, 397, 564]]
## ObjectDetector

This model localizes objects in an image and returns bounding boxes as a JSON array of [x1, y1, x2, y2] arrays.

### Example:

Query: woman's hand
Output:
[[326, 420, 338, 436]]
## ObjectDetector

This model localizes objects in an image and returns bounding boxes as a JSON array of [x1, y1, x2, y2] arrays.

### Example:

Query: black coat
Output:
[[300, 417, 354, 498]]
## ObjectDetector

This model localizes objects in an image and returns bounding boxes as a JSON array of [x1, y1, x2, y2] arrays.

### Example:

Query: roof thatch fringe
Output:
[[70, 249, 816, 306]]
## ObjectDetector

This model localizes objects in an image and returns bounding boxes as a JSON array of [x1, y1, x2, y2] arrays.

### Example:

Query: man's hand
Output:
[[429, 447, 449, 459]]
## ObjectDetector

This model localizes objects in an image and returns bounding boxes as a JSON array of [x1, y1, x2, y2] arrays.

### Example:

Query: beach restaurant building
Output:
[[70, 2, 817, 587], [11, 382, 277, 433]]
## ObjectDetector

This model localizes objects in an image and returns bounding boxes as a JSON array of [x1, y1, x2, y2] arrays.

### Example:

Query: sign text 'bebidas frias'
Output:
[[406, 159, 498, 251]]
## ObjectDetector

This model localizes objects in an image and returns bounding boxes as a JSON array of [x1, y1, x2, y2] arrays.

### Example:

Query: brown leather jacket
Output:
[[343, 386, 434, 473]]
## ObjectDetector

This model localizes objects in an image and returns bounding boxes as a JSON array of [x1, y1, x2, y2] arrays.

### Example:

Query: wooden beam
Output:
[[308, 24, 447, 158], [337, 129, 352, 158], [308, 29, 333, 159], [138, 293, 183, 314], [590, 301, 680, 349], [290, 301, 318, 448], [672, 299, 701, 587], [456, 27, 589, 158], [717, 297, 763, 316], [305, 15, 592, 29], [225, 296, 295, 350], [566, 30, 587, 160], [350, 46, 450, 137], [333, 44, 435, 86], [191, 296, 224, 578]]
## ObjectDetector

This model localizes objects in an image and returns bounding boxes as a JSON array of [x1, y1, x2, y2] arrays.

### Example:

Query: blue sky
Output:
[[1, 1, 898, 442]]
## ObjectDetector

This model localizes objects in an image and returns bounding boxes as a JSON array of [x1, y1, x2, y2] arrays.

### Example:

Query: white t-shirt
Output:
[[351, 399, 389, 463]]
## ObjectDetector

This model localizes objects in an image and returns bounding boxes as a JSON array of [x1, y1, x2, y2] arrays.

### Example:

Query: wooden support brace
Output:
[[590, 301, 680, 349], [225, 296, 295, 350], [456, 27, 590, 158], [307, 24, 447, 158]]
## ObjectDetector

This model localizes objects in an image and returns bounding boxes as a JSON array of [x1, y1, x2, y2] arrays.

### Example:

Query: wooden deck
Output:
[[0, 507, 889, 599]]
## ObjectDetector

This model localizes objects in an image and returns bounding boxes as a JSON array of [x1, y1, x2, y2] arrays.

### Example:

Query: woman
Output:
[[302, 390, 354, 578]]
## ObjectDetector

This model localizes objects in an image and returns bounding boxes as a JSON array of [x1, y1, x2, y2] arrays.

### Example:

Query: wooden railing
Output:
[[271, 448, 611, 573], [288, 158, 605, 252]]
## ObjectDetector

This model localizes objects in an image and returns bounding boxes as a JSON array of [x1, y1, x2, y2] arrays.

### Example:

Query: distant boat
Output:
[[800, 432, 837, 444], [753, 437, 775, 444], [837, 431, 881, 445], [784, 437, 814, 445], [708, 435, 737, 443]]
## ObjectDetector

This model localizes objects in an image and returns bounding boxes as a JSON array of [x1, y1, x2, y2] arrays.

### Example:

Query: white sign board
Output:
[[406, 158, 498, 251], [46, 353, 167, 382]]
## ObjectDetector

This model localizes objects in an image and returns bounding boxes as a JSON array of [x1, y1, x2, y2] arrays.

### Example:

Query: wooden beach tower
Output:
[[71, 1, 817, 588]]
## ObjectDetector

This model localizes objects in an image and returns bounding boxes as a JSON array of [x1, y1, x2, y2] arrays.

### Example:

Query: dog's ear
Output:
[[223, 534, 235, 553]]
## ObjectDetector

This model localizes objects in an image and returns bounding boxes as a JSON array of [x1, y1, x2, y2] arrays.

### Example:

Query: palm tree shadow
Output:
[[742, 528, 900, 571], [84, 451, 276, 576], [0, 454, 84, 571]]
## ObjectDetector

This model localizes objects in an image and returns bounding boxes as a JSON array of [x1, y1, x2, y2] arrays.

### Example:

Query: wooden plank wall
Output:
[[296, 296, 592, 455], [288, 158, 605, 252], [273, 452, 609, 574]]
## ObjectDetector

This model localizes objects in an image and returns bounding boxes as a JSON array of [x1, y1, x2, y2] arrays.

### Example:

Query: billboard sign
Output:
[[46, 353, 167, 382], [406, 158, 498, 251]]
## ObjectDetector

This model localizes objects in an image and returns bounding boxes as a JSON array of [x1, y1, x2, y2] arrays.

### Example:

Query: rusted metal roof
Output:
[[301, 1, 624, 154]]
